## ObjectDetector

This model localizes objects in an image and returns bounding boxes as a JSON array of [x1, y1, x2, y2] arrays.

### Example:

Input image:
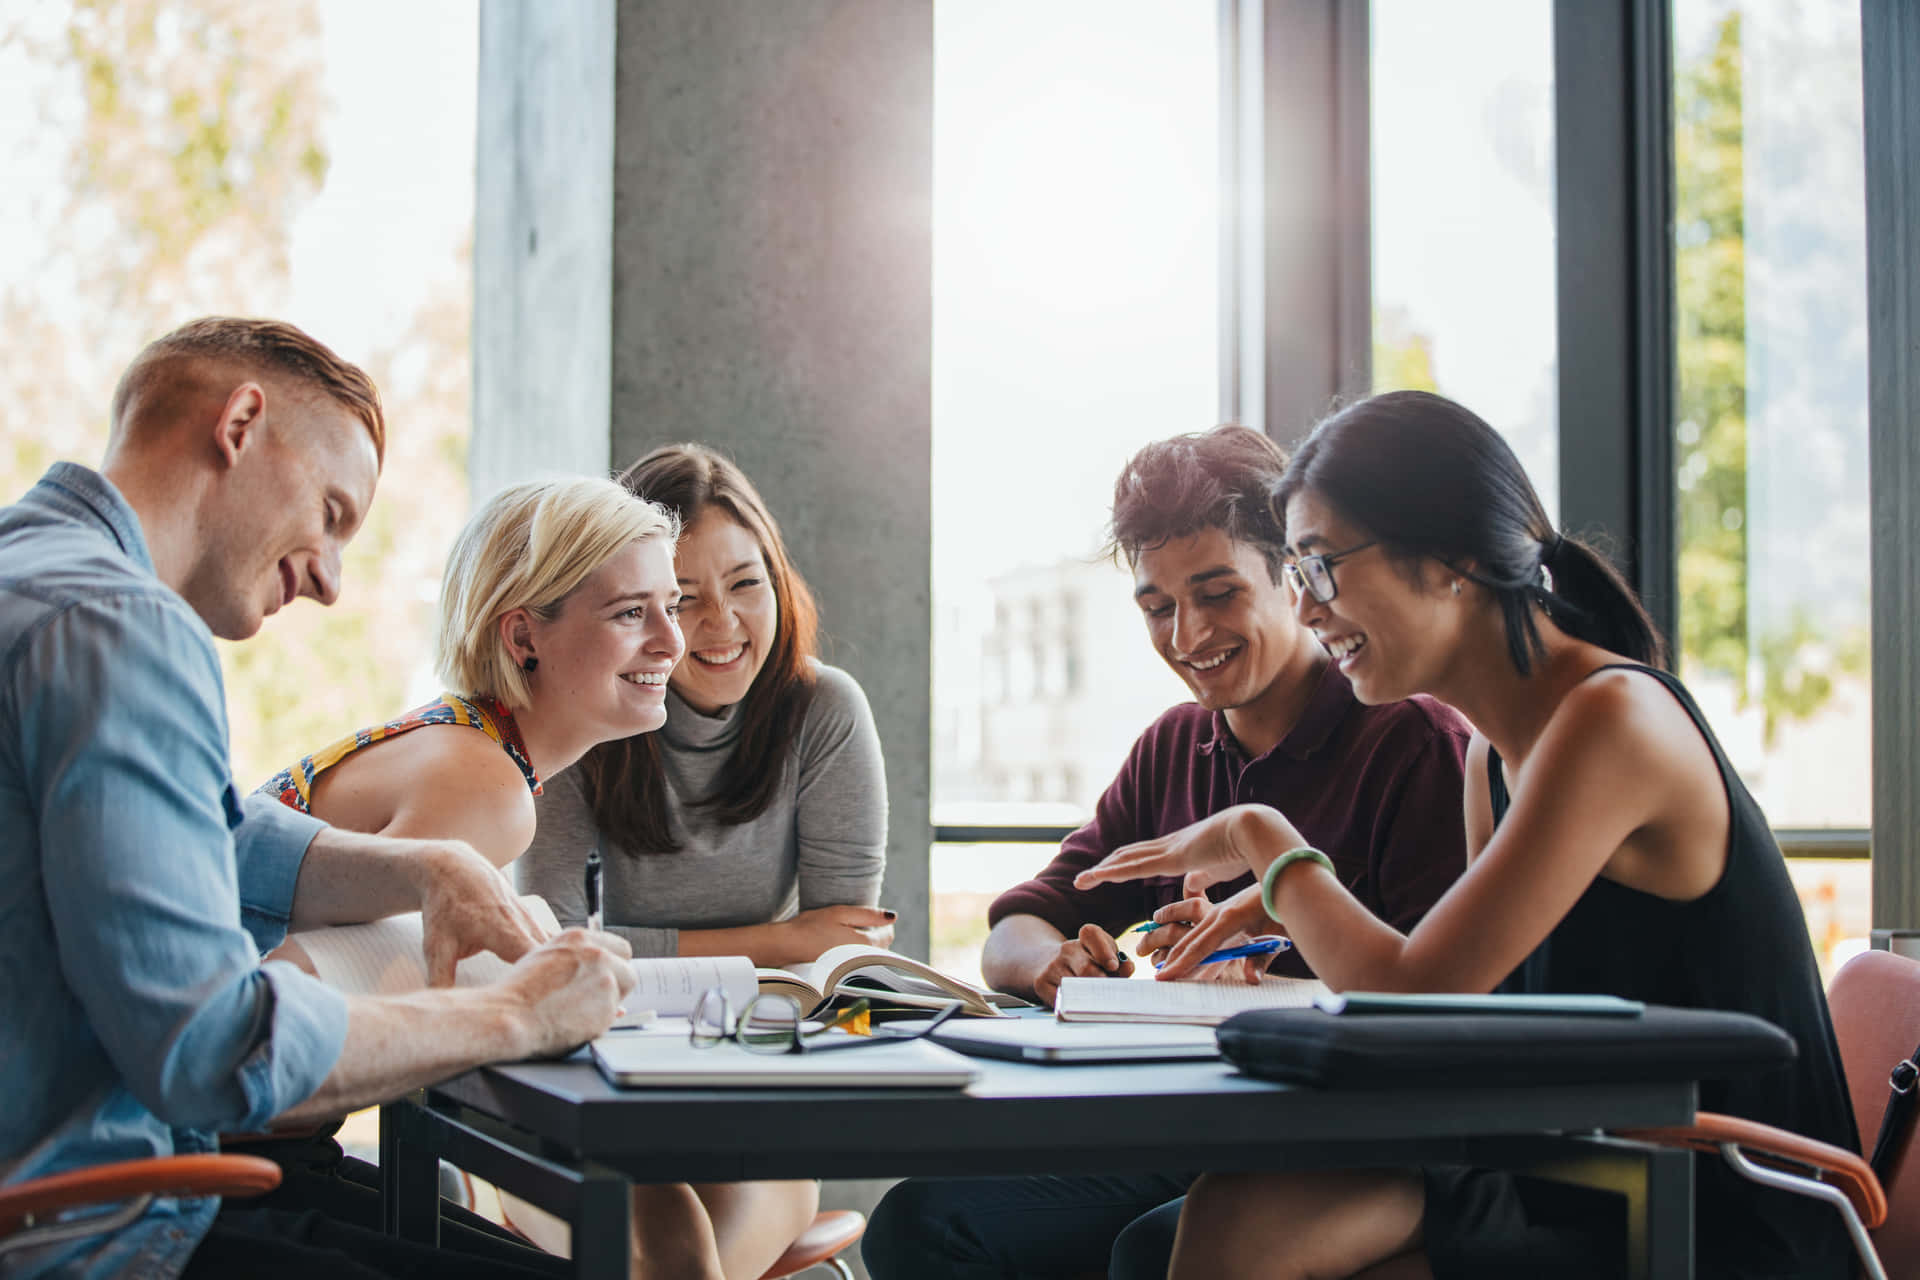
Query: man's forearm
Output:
[[980, 915, 1069, 1000], [287, 827, 443, 929], [275, 985, 527, 1125]]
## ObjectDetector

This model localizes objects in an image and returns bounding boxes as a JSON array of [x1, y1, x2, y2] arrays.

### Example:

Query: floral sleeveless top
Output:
[[258, 692, 542, 815]]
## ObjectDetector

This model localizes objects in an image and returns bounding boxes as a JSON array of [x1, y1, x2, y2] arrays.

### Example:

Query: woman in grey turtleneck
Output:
[[519, 443, 891, 962], [515, 443, 889, 1280]]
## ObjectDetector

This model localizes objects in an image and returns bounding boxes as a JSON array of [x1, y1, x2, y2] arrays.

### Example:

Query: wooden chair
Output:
[[0, 1153, 281, 1260], [1621, 948, 1920, 1280]]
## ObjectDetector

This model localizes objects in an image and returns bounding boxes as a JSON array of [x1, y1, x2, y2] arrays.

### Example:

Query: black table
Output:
[[380, 1051, 1699, 1279]]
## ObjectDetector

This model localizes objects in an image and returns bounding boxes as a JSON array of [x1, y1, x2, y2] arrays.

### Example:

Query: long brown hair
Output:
[[580, 443, 821, 853]]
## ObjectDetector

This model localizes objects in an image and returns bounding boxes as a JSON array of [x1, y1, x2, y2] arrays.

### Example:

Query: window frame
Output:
[[934, 0, 1899, 896]]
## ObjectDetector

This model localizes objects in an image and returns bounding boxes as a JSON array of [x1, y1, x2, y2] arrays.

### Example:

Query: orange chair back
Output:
[[1827, 949, 1920, 1271]]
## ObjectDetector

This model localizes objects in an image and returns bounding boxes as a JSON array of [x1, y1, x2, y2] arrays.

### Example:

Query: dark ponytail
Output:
[[1537, 531, 1668, 671], [1275, 391, 1667, 675]]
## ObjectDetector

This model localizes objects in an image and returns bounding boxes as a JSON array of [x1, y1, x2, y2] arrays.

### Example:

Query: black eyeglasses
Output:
[[689, 989, 963, 1055], [1284, 541, 1377, 605]]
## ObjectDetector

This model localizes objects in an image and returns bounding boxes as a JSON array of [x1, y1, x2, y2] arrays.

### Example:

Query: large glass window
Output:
[[930, 0, 1218, 979], [1369, 0, 1558, 518], [1671, 0, 1872, 972], [0, 1, 476, 789], [0, 0, 475, 1168]]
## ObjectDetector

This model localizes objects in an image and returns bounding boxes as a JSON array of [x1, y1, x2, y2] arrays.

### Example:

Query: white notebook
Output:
[[1054, 975, 1327, 1025], [591, 1030, 980, 1088]]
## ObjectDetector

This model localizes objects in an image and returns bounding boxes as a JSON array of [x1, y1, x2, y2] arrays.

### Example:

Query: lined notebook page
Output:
[[1055, 976, 1327, 1025]]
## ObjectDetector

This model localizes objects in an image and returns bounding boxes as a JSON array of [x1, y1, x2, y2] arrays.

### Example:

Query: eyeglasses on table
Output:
[[689, 988, 964, 1055]]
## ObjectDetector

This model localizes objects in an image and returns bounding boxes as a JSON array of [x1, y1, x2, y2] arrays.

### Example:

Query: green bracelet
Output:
[[1259, 847, 1334, 923]]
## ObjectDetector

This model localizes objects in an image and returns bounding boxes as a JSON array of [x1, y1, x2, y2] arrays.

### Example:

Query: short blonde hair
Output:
[[436, 477, 680, 707]]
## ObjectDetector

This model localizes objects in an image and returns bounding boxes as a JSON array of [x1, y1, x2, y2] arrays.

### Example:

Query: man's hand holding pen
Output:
[[1031, 924, 1136, 1005]]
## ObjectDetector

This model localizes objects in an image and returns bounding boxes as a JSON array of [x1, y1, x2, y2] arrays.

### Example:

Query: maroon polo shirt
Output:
[[988, 662, 1471, 978]]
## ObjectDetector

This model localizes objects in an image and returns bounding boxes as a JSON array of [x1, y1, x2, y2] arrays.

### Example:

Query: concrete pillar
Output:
[[474, 1, 934, 978], [473, 0, 617, 482]]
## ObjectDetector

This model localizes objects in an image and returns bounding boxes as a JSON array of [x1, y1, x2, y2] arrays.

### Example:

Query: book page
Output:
[[755, 967, 825, 1010], [1055, 975, 1327, 1025], [291, 893, 561, 994], [626, 955, 758, 1017], [808, 945, 991, 997], [787, 945, 1011, 1017]]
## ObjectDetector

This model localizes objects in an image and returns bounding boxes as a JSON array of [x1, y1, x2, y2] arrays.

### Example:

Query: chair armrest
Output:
[[1621, 1111, 1885, 1228], [0, 1154, 282, 1237]]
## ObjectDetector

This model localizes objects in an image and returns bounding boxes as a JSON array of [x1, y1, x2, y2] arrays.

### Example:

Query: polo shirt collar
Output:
[[1200, 659, 1355, 763]]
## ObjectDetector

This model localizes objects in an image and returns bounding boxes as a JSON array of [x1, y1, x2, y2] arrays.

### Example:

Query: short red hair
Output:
[[111, 316, 385, 465]]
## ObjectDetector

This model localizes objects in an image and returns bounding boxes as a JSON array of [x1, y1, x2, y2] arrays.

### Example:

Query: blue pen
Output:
[[1156, 936, 1292, 969], [1129, 920, 1167, 935]]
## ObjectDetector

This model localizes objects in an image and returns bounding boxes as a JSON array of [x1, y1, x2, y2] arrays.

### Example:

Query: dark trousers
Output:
[[861, 1171, 1193, 1280], [182, 1132, 569, 1280]]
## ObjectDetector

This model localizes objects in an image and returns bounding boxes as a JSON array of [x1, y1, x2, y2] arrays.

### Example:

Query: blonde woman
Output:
[[264, 478, 809, 1280]]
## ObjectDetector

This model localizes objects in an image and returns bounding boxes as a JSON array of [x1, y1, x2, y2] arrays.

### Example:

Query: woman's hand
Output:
[[1151, 885, 1278, 984], [1074, 805, 1305, 898], [775, 904, 897, 965]]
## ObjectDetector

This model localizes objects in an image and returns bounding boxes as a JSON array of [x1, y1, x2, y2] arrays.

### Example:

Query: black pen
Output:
[[585, 841, 603, 933]]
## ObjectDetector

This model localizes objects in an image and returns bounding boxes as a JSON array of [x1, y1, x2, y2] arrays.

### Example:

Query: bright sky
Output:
[[0, 2, 474, 373], [286, 1, 476, 366], [932, 0, 1561, 601]]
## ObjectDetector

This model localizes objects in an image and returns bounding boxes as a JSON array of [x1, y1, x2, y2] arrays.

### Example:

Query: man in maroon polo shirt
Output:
[[863, 425, 1471, 1280], [984, 424, 1470, 1003]]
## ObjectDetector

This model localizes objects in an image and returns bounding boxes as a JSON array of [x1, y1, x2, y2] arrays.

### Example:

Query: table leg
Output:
[[1629, 1143, 1694, 1280], [1472, 1134, 1693, 1280], [379, 1097, 443, 1246], [571, 1171, 632, 1280]]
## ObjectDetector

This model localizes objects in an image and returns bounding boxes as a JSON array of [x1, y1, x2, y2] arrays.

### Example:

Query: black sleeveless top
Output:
[[1488, 665, 1857, 1277]]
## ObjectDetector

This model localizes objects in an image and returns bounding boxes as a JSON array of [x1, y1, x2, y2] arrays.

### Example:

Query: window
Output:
[[1370, 0, 1558, 518], [0, 1, 476, 790], [1671, 0, 1872, 972], [930, 0, 1218, 979]]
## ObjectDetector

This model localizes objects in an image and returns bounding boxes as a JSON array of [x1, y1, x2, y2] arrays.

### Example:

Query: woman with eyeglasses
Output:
[[1077, 391, 1856, 1280], [514, 443, 891, 1279]]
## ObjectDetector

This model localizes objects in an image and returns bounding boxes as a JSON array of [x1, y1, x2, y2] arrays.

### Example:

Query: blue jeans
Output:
[[863, 1172, 1193, 1280]]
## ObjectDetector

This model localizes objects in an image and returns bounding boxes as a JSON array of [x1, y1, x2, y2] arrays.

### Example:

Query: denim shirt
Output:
[[0, 464, 350, 1279]]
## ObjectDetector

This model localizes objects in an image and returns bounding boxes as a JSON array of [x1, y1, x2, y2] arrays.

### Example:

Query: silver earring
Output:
[[1451, 580, 1462, 596]]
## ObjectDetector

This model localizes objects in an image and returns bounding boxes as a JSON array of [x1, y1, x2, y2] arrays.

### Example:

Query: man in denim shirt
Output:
[[0, 318, 637, 1279]]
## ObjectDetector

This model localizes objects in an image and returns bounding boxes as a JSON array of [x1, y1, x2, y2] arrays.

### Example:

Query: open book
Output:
[[284, 904, 1026, 1022], [287, 898, 757, 1021], [1055, 974, 1328, 1025], [286, 896, 566, 992], [757, 945, 1029, 1019]]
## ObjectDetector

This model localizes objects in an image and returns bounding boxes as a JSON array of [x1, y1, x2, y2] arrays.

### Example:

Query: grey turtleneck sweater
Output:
[[516, 661, 888, 956]]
